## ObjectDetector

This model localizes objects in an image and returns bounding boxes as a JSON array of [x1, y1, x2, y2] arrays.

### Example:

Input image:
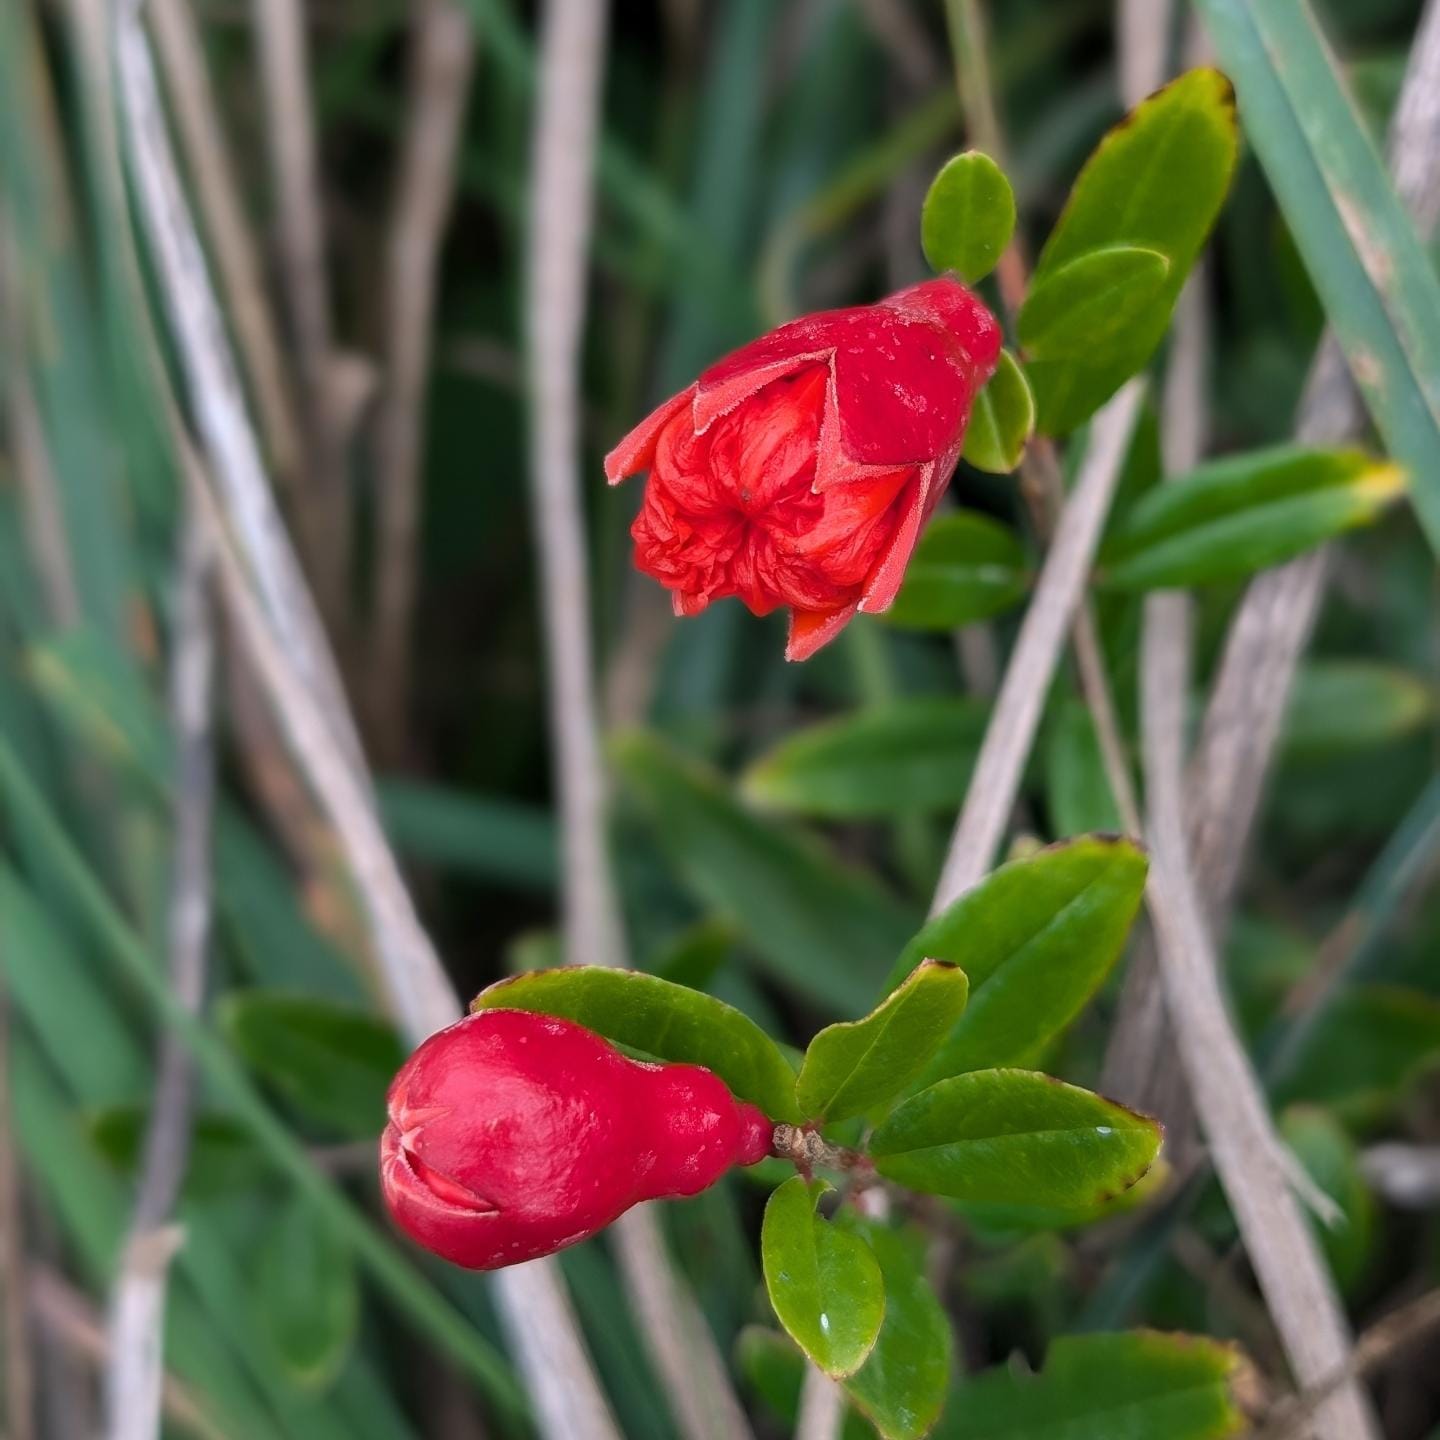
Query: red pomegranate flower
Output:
[[380, 1009, 773, 1270], [606, 276, 1001, 659]]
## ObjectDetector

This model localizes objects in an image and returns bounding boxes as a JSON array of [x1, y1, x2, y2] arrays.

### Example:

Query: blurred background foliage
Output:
[[2, 0, 1439, 1437]]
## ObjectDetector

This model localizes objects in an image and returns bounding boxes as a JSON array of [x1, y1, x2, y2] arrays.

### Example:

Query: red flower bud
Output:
[[380, 1009, 773, 1269], [606, 276, 1001, 659]]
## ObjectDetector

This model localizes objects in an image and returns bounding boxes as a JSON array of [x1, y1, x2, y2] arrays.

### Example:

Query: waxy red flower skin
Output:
[[380, 1009, 773, 1270], [606, 276, 1002, 659]]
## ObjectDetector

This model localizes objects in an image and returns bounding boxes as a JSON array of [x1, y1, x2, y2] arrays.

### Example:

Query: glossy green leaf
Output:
[[761, 1177, 885, 1378], [473, 964, 802, 1123], [1284, 661, 1436, 757], [1044, 701, 1124, 838], [889, 838, 1148, 1077], [88, 1106, 266, 1201], [954, 1155, 1172, 1236], [1274, 985, 1440, 1122], [937, 1331, 1243, 1440], [613, 732, 918, 1015], [869, 1069, 1161, 1208], [1026, 69, 1238, 433], [742, 697, 990, 819], [1195, 0, 1440, 556], [963, 349, 1036, 474], [1098, 445, 1404, 591], [921, 151, 1015, 284], [1017, 245, 1170, 359], [1281, 1106, 1375, 1295], [219, 992, 406, 1139], [256, 1190, 359, 1390], [797, 961, 969, 1123], [882, 513, 1029, 632], [837, 1221, 952, 1440]]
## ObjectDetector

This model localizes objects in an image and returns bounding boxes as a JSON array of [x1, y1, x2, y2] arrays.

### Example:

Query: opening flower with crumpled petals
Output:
[[606, 275, 1001, 659]]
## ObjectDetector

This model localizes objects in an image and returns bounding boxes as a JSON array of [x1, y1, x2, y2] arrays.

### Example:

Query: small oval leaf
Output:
[[962, 348, 1036, 473], [796, 961, 969, 1123], [475, 965, 802, 1123], [920, 151, 1016, 284], [887, 837, 1149, 1078], [1027, 68, 1239, 433], [869, 1069, 1161, 1208], [882, 512, 1029, 632], [1017, 245, 1171, 359], [761, 1177, 885, 1378]]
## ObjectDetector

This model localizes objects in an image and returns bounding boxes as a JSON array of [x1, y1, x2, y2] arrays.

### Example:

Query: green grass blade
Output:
[[1195, 0, 1440, 552]]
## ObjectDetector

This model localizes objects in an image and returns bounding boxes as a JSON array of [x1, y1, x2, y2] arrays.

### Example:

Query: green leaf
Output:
[[921, 151, 1016, 283], [255, 1190, 358, 1390], [1017, 246, 1170, 359], [1098, 445, 1404, 591], [889, 838, 1148, 1077], [218, 992, 406, 1139], [1275, 985, 1440, 1122], [869, 1069, 1161, 1208], [761, 1177, 885, 1378], [1044, 700, 1124, 838], [937, 1331, 1243, 1440], [837, 1222, 952, 1440], [1026, 69, 1238, 433], [473, 965, 802, 1123], [742, 697, 990, 819], [963, 349, 1036, 474], [797, 961, 969, 1123], [1281, 1106, 1375, 1295], [613, 732, 919, 1015], [1194, 0, 1440, 557], [953, 1155, 1172, 1236], [882, 513, 1029, 632], [88, 1106, 266, 1201], [1284, 661, 1436, 757]]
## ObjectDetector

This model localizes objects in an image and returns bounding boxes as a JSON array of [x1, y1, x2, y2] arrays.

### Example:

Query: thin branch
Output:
[[146, 0, 302, 482], [0, 987, 34, 1440], [1140, 577, 1378, 1440], [112, 8, 621, 1431], [525, 2, 752, 1436], [105, 510, 217, 1440], [369, 0, 475, 761], [249, 0, 349, 627], [932, 380, 1145, 912], [1245, 1288, 1440, 1440]]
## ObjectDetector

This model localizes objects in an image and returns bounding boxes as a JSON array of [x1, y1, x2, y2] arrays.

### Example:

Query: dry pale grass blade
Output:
[[932, 380, 1145, 912], [146, 0, 301, 484], [1141, 591, 1380, 1440], [524, 1, 754, 1434], [105, 513, 216, 1440], [249, 0, 349, 628], [370, 0, 475, 761]]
